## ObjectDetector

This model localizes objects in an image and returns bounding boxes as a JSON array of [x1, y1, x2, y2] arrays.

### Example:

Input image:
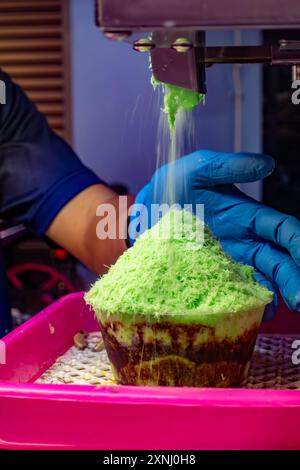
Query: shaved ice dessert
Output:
[[151, 76, 204, 130], [85, 209, 272, 387]]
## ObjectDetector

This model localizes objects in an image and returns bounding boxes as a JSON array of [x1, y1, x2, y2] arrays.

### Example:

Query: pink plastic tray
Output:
[[1, 292, 300, 450]]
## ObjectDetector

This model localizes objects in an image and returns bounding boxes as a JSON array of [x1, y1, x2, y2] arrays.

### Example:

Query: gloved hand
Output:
[[130, 150, 300, 317]]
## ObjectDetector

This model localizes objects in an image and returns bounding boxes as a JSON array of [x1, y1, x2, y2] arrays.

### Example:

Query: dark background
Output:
[[263, 30, 300, 219]]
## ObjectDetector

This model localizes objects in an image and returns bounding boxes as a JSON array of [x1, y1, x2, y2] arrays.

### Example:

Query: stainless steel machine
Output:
[[95, 0, 300, 92]]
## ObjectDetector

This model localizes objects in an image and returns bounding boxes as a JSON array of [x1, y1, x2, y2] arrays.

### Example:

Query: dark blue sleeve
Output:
[[0, 70, 104, 236]]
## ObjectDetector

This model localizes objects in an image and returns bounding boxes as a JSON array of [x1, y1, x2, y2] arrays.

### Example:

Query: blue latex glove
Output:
[[130, 150, 300, 317]]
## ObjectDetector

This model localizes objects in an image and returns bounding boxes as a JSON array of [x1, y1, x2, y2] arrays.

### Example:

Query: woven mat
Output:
[[37, 332, 300, 389]]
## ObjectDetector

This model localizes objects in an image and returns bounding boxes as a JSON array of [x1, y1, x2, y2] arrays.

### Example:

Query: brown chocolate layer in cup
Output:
[[116, 357, 249, 387], [100, 321, 258, 386]]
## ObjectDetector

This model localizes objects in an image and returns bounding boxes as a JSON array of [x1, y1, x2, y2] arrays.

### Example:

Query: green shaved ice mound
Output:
[[85, 210, 273, 322], [151, 76, 204, 130]]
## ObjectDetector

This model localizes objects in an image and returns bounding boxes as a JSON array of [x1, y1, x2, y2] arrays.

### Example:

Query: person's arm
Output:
[[0, 69, 130, 273], [46, 186, 134, 274]]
